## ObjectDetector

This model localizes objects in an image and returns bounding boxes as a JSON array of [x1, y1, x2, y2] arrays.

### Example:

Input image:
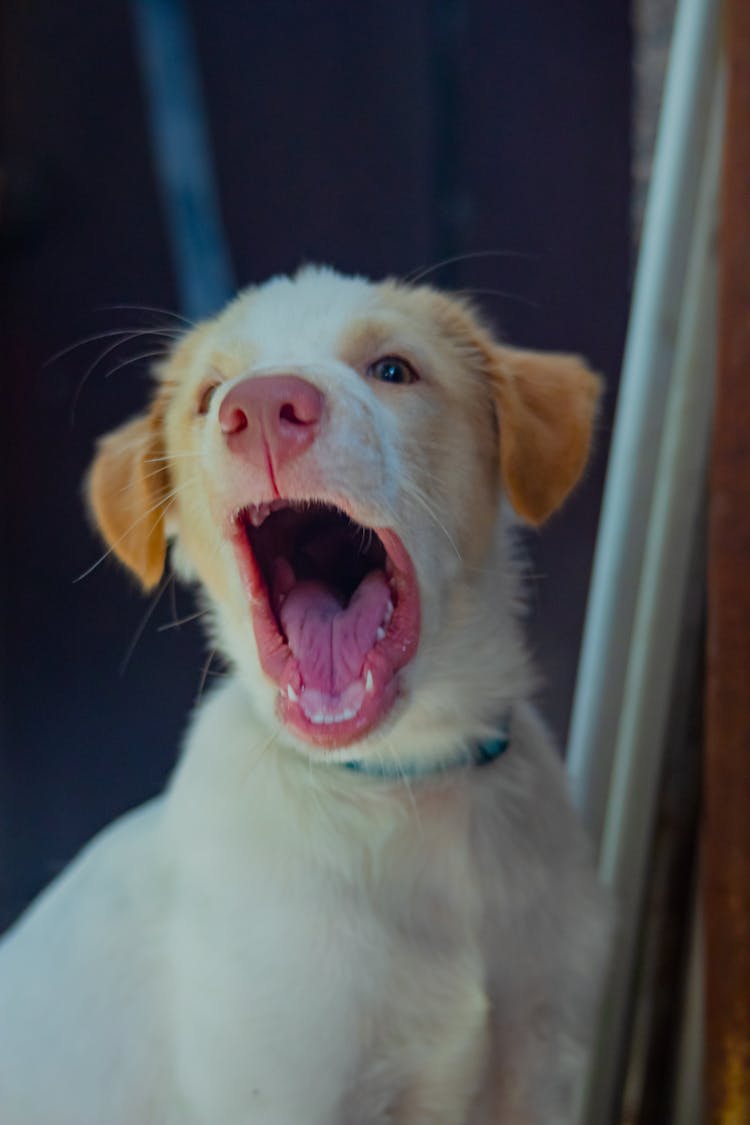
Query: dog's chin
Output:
[[229, 499, 421, 750]]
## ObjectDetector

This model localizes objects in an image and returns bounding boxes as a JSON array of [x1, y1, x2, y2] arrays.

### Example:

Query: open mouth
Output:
[[230, 500, 420, 748]]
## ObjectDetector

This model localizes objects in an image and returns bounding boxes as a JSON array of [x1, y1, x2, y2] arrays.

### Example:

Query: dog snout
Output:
[[219, 375, 324, 474]]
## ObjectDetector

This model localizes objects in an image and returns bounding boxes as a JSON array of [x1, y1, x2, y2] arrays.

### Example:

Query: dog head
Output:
[[88, 267, 600, 760]]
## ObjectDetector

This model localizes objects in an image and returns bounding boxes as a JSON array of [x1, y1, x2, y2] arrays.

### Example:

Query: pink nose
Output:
[[218, 375, 323, 482]]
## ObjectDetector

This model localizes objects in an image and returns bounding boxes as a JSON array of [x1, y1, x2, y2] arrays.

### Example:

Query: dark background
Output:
[[0, 0, 631, 930]]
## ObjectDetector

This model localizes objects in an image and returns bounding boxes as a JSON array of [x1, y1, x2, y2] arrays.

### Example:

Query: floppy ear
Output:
[[87, 404, 169, 590], [491, 347, 602, 525]]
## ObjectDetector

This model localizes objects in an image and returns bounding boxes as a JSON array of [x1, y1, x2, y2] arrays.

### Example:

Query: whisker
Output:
[[74, 548, 118, 584], [393, 755, 420, 824], [169, 572, 179, 624], [97, 303, 195, 327], [73, 479, 196, 583], [149, 479, 198, 509], [83, 330, 170, 375], [306, 754, 328, 820], [64, 329, 180, 428], [403, 249, 537, 286], [242, 726, 283, 784], [138, 458, 203, 486], [119, 571, 174, 675], [142, 452, 201, 464], [69, 330, 181, 426], [452, 287, 539, 310], [402, 484, 462, 562], [196, 648, 218, 702], [157, 609, 209, 632], [101, 349, 171, 381], [136, 477, 196, 508], [137, 465, 174, 486], [45, 326, 182, 369]]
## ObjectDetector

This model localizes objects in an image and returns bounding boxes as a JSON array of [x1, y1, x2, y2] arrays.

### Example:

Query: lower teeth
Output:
[[309, 709, 356, 725]]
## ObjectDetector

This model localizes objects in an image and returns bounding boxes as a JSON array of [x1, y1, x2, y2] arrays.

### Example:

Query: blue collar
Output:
[[341, 720, 510, 781]]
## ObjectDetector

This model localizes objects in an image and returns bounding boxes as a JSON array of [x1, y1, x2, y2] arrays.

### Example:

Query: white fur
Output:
[[0, 268, 610, 1124]]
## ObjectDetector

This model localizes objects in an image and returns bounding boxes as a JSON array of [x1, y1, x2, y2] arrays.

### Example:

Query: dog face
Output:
[[88, 267, 600, 757]]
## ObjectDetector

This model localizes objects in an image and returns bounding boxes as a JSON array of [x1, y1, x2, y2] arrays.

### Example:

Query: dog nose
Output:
[[219, 374, 324, 473]]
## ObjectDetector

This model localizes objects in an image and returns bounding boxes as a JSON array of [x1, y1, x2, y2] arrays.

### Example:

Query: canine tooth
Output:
[[376, 627, 385, 642], [383, 599, 394, 627], [287, 684, 298, 703], [248, 504, 269, 528], [365, 670, 374, 693]]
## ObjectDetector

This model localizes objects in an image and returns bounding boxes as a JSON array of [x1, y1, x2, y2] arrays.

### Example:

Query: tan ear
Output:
[[87, 404, 168, 589], [492, 347, 603, 525]]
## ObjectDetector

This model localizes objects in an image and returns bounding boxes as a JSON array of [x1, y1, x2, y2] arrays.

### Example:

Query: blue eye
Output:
[[366, 356, 419, 385]]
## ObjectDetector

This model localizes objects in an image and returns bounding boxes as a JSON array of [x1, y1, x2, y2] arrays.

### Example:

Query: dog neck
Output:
[[339, 718, 511, 781]]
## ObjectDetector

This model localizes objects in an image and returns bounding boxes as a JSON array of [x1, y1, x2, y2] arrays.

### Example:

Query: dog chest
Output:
[[164, 705, 486, 1121]]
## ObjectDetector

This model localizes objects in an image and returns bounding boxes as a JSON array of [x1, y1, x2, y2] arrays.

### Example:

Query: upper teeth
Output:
[[374, 598, 394, 645], [247, 503, 271, 527]]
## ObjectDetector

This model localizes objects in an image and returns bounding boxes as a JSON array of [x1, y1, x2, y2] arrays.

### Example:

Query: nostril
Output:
[[219, 375, 323, 447], [220, 405, 249, 435], [279, 402, 311, 426]]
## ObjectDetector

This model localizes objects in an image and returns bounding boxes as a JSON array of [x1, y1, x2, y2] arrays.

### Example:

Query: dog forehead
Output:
[[215, 267, 378, 366]]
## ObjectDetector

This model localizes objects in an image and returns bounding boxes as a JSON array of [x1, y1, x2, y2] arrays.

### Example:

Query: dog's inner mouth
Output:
[[243, 502, 394, 721]]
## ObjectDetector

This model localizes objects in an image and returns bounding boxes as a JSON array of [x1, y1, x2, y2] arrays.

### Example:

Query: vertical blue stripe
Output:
[[131, 0, 235, 319]]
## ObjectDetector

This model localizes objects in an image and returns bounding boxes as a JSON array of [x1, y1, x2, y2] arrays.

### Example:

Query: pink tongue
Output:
[[278, 568, 391, 694]]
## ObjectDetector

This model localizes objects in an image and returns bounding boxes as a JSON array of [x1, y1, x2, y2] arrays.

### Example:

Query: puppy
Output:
[[0, 267, 609, 1124]]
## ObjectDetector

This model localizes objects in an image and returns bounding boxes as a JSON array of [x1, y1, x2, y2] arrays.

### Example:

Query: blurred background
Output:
[[0, 0, 633, 930]]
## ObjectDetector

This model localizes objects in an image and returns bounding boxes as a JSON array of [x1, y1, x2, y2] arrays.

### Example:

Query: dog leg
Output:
[[391, 982, 489, 1125], [468, 1019, 589, 1125]]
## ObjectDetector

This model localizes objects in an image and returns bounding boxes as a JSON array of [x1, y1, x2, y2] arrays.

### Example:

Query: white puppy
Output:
[[0, 268, 610, 1124]]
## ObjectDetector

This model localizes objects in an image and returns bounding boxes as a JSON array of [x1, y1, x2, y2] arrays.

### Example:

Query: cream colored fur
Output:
[[0, 267, 610, 1124]]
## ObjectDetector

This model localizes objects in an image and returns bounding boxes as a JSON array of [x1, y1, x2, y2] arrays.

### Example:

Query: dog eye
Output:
[[197, 381, 220, 416], [366, 356, 419, 386]]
